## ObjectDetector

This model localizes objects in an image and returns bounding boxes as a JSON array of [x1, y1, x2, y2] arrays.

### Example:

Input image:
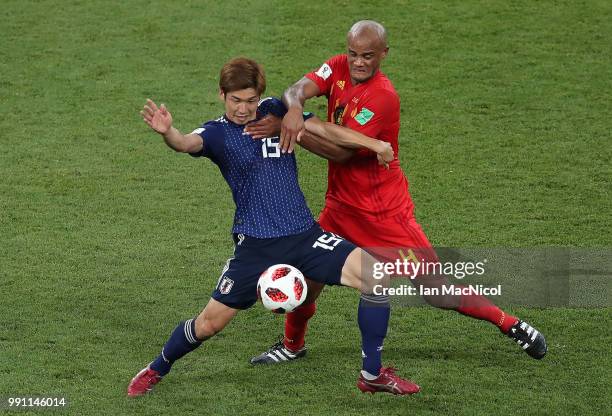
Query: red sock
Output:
[[284, 302, 316, 351], [456, 290, 518, 334]]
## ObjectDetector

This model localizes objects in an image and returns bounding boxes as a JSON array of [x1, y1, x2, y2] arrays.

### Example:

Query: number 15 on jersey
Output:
[[313, 233, 343, 251], [261, 137, 280, 158]]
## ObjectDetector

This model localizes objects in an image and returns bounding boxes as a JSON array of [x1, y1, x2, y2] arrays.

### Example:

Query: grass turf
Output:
[[1, 1, 610, 414]]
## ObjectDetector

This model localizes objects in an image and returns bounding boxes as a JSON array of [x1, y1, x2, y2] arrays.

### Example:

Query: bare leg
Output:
[[194, 298, 239, 340]]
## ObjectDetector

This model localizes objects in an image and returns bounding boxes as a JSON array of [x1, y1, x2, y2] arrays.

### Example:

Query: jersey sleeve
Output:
[[343, 88, 399, 141], [188, 121, 224, 161], [257, 97, 287, 118], [305, 55, 346, 97], [257, 97, 314, 121]]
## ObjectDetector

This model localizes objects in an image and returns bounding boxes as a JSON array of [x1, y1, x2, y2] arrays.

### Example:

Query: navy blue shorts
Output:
[[212, 223, 357, 309]]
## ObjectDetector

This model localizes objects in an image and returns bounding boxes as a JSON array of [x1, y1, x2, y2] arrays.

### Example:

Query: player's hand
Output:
[[141, 99, 172, 135], [296, 128, 306, 143], [280, 107, 304, 153], [376, 141, 394, 169], [244, 114, 282, 139]]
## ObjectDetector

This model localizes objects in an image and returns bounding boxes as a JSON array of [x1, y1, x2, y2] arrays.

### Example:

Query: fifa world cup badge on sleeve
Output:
[[315, 63, 332, 80]]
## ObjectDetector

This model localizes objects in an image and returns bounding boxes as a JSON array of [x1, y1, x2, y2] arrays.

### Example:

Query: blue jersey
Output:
[[189, 97, 315, 238]]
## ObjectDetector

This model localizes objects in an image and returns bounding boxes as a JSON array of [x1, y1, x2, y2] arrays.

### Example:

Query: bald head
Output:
[[345, 20, 389, 83], [347, 20, 388, 49]]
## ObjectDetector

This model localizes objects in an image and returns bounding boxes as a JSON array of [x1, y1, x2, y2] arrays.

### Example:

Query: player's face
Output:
[[221, 88, 260, 125], [346, 33, 388, 84]]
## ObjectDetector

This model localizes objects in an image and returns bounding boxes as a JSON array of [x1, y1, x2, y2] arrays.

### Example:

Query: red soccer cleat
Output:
[[357, 367, 420, 395], [127, 366, 162, 397]]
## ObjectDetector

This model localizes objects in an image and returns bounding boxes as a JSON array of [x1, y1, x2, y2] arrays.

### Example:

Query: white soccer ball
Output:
[[257, 264, 307, 313]]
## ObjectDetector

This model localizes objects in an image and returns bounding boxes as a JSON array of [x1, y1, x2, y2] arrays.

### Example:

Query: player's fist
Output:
[[376, 141, 394, 169], [141, 99, 173, 135]]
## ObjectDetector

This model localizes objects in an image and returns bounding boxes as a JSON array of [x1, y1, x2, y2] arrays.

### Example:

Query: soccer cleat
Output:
[[357, 367, 420, 395], [250, 338, 307, 365], [127, 366, 162, 397], [507, 320, 547, 359]]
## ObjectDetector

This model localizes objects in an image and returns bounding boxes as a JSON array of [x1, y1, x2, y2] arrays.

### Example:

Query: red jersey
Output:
[[305, 54, 414, 221]]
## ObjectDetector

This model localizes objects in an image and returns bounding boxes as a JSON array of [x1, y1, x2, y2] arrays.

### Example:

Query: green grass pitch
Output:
[[1, 1, 610, 415]]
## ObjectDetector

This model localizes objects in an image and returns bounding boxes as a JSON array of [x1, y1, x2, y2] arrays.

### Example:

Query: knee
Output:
[[194, 316, 224, 340]]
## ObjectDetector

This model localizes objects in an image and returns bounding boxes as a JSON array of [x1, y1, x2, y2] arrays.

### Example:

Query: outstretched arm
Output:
[[280, 77, 321, 153], [297, 131, 356, 164], [243, 113, 357, 163], [141, 99, 203, 153], [302, 118, 394, 168]]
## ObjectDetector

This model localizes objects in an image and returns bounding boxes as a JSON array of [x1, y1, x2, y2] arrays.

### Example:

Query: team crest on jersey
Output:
[[315, 63, 332, 80], [333, 105, 346, 125], [218, 276, 234, 294], [336, 80, 345, 90], [354, 107, 375, 125]]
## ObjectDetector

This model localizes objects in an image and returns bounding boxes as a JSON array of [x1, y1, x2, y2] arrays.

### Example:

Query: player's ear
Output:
[[219, 89, 226, 102], [381, 46, 389, 59]]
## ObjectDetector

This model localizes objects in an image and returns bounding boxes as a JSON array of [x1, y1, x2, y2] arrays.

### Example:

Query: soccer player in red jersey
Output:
[[249, 21, 547, 378]]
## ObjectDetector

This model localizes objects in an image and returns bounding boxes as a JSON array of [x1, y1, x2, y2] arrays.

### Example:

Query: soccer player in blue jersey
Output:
[[127, 57, 419, 396]]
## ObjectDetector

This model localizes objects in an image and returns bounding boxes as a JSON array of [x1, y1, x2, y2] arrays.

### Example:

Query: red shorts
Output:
[[318, 205, 437, 263]]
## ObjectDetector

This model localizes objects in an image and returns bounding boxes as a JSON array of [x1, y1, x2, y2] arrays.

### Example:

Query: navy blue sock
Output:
[[358, 294, 390, 377], [150, 318, 202, 376]]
